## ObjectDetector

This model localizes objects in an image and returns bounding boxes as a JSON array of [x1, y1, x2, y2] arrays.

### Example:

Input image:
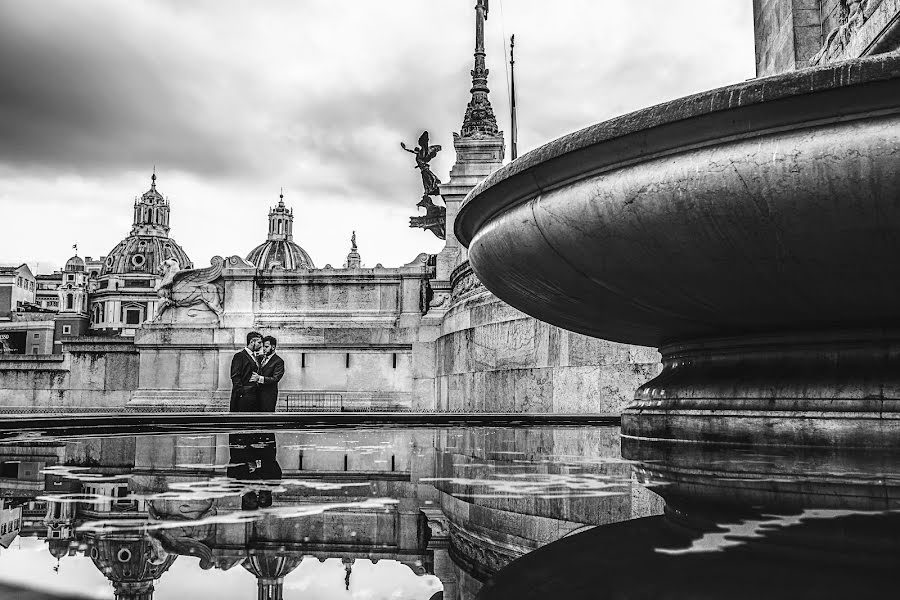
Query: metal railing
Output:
[[282, 393, 345, 412]]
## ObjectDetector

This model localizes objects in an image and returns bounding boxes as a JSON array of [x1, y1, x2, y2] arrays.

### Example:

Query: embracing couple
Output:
[[230, 331, 285, 412]]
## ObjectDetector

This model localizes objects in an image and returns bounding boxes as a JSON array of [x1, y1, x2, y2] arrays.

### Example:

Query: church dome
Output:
[[246, 239, 314, 270], [246, 191, 315, 270], [64, 255, 85, 272], [100, 173, 193, 276], [101, 235, 193, 276]]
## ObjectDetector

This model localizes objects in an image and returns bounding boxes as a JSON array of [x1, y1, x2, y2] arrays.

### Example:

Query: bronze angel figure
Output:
[[401, 131, 442, 196]]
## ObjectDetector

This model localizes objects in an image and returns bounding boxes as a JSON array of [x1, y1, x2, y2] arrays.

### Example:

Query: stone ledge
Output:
[[0, 413, 621, 436]]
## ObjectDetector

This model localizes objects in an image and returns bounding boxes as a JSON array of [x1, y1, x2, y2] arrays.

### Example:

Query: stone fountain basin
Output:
[[456, 55, 900, 348]]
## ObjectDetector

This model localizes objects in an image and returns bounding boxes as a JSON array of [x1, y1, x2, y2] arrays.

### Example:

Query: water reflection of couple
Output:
[[228, 433, 282, 510], [230, 331, 285, 412]]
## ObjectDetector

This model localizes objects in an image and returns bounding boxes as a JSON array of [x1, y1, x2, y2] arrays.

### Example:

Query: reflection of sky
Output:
[[0, 536, 111, 599], [0, 538, 441, 600]]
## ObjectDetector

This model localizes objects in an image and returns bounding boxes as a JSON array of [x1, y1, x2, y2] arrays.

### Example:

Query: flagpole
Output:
[[510, 34, 518, 161]]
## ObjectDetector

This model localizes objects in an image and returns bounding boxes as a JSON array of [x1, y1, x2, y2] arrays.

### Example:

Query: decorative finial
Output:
[[351, 230, 357, 250], [461, 0, 499, 138], [151, 166, 157, 190]]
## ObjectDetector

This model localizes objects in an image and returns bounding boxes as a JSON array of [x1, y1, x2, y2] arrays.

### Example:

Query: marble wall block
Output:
[[175, 351, 219, 390], [551, 366, 605, 414], [515, 369, 554, 413]]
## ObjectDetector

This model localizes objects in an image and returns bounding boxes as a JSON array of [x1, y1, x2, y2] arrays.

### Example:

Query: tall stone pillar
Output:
[[439, 133, 504, 278]]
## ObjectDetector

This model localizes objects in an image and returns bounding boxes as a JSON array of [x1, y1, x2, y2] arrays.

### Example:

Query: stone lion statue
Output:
[[153, 257, 225, 325]]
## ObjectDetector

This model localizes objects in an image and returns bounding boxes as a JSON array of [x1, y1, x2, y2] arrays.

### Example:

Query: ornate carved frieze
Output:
[[448, 524, 524, 579], [450, 260, 487, 303]]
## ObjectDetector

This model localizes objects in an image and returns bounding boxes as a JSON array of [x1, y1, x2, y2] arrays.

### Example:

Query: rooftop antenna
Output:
[[510, 34, 518, 160]]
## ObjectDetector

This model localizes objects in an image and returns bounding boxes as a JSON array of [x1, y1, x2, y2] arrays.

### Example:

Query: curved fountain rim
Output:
[[455, 53, 900, 248]]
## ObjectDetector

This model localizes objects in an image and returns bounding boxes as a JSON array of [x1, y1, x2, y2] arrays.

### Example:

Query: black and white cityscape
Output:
[[1, 1, 898, 598]]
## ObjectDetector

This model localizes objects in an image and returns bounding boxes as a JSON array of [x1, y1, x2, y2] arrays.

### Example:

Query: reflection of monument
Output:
[[0, 426, 657, 599]]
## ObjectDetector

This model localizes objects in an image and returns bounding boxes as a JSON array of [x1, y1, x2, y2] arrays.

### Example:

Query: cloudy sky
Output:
[[0, 1, 755, 273]]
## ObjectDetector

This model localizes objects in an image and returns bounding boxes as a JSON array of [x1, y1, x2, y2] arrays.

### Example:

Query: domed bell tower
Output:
[[267, 192, 294, 242], [131, 171, 170, 237]]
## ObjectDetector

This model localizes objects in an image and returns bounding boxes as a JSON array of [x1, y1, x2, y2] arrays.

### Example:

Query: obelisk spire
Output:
[[461, 0, 499, 138]]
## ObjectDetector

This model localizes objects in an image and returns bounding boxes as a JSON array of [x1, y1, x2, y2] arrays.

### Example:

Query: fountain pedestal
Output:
[[457, 54, 900, 449]]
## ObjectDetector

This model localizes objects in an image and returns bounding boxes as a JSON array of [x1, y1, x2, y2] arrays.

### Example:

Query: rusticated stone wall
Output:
[[0, 338, 138, 410], [434, 266, 659, 413]]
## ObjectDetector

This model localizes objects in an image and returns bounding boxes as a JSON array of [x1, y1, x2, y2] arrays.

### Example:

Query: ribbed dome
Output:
[[101, 235, 193, 276], [246, 239, 314, 270], [48, 539, 71, 559], [64, 255, 85, 272]]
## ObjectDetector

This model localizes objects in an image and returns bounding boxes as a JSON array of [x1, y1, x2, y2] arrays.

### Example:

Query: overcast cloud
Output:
[[0, 1, 754, 272]]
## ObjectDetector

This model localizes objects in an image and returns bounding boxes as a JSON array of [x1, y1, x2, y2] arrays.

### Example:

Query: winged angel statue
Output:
[[153, 257, 225, 325], [402, 131, 446, 239], [401, 131, 442, 196]]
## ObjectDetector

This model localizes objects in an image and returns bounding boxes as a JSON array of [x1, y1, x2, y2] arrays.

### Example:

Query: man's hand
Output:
[[250, 373, 260, 383]]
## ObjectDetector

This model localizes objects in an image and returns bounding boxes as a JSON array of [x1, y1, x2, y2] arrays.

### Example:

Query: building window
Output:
[[62, 325, 71, 335], [392, 353, 397, 369], [125, 308, 142, 325], [32, 347, 38, 355], [32, 333, 39, 339], [345, 353, 350, 368], [67, 274, 74, 282], [301, 353, 306, 368], [66, 294, 73, 310]]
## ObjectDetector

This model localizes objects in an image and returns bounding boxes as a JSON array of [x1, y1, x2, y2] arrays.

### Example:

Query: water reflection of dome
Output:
[[86, 533, 176, 600], [246, 192, 315, 270], [243, 553, 303, 600], [47, 538, 71, 559]]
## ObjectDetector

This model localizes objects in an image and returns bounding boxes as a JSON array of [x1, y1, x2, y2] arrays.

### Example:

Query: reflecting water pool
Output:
[[0, 425, 896, 599]]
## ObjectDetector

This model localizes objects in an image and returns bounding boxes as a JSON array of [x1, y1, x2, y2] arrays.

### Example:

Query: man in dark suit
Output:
[[256, 335, 285, 412], [230, 331, 263, 412]]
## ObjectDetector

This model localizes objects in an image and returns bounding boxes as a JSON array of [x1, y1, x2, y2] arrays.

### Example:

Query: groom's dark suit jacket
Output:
[[257, 353, 285, 412], [230, 349, 260, 412]]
